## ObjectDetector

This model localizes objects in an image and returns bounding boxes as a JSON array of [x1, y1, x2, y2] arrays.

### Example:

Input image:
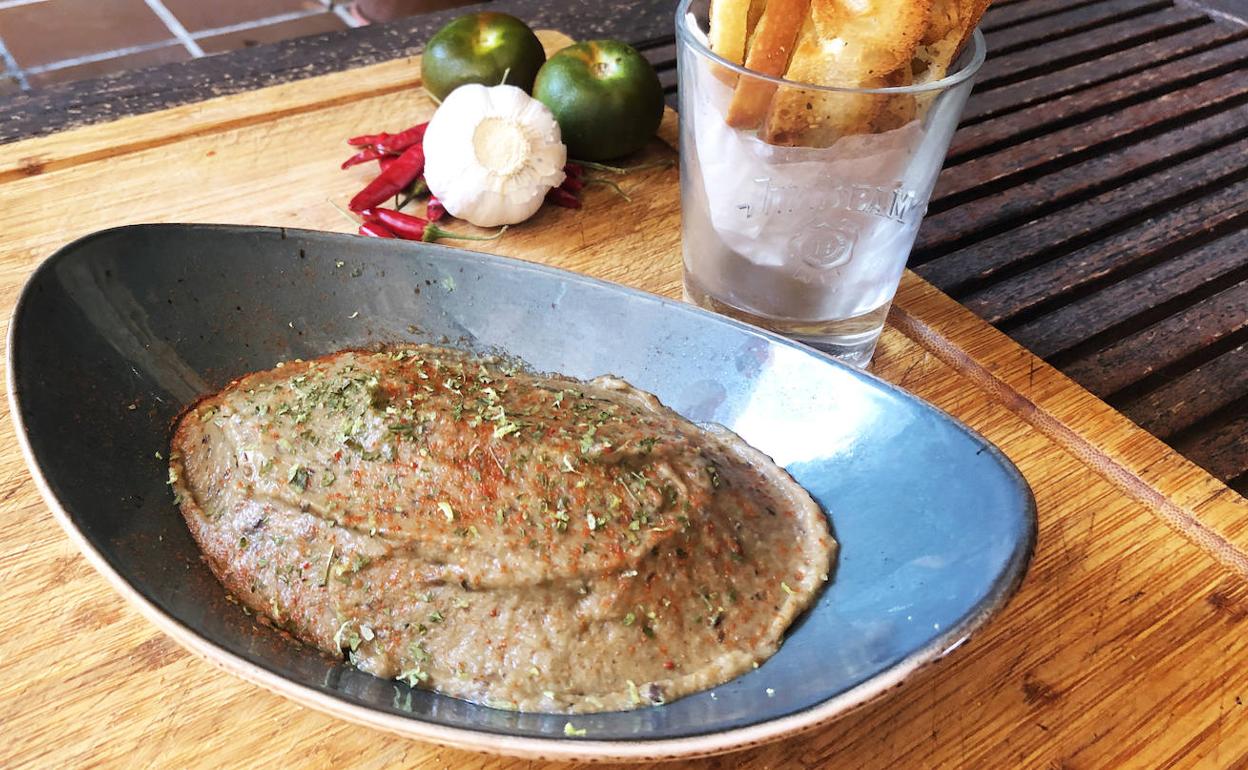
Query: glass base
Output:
[[683, 277, 888, 368]]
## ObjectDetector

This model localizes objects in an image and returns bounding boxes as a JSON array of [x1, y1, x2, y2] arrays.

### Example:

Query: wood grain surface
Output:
[[3, 29, 1248, 769], [2, 0, 1241, 492]]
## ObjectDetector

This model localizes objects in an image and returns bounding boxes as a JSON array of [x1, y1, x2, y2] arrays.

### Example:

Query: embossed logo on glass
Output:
[[736, 177, 922, 225], [790, 224, 856, 269]]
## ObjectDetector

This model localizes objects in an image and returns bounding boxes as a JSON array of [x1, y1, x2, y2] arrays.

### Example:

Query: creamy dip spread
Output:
[[170, 346, 835, 713]]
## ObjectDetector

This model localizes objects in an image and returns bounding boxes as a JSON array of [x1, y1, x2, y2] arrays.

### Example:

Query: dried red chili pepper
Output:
[[358, 222, 397, 238], [375, 122, 429, 154], [560, 175, 585, 193], [360, 207, 505, 243], [349, 144, 425, 212], [341, 146, 388, 170], [545, 186, 582, 209], [426, 196, 447, 222], [564, 162, 584, 179], [347, 132, 393, 147]]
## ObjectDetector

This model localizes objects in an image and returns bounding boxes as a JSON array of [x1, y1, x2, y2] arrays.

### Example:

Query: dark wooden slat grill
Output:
[[984, 0, 1172, 54], [917, 105, 1247, 271], [963, 22, 1247, 121], [983, 0, 1125, 31], [962, 176, 1248, 326], [949, 38, 1248, 159], [975, 6, 1210, 87], [1061, 278, 1248, 395], [1124, 341, 1248, 436], [1010, 230, 1248, 359], [916, 0, 1248, 495]]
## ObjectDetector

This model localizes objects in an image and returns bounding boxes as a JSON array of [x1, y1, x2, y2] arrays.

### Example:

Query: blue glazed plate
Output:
[[8, 224, 1034, 761]]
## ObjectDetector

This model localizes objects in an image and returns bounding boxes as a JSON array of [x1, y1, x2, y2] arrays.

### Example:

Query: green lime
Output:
[[422, 12, 546, 101], [533, 40, 664, 161]]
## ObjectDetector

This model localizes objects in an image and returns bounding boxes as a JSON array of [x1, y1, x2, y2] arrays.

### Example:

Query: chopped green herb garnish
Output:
[[706, 464, 721, 488], [410, 641, 430, 663], [287, 463, 309, 490], [563, 723, 587, 737], [397, 667, 429, 686], [320, 545, 335, 587], [579, 426, 597, 454], [493, 421, 521, 439], [333, 620, 362, 652]]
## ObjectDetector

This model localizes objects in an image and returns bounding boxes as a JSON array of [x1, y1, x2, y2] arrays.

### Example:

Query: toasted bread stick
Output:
[[746, 0, 768, 45], [870, 65, 917, 133], [956, 0, 992, 55], [726, 0, 811, 129], [762, 0, 929, 145], [924, 0, 960, 46], [914, 0, 988, 86], [709, 0, 754, 64]]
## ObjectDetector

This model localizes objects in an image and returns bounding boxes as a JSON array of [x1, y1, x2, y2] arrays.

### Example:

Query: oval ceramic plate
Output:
[[8, 224, 1034, 761]]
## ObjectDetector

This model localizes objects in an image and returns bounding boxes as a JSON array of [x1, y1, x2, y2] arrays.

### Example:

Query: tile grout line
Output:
[[0, 0, 46, 11], [189, 8, 329, 41], [332, 2, 365, 28], [143, 0, 205, 57], [0, 33, 30, 91], [0, 2, 353, 89], [23, 39, 179, 75]]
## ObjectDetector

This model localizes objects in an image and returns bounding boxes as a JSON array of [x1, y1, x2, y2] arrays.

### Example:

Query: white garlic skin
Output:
[[423, 84, 567, 227]]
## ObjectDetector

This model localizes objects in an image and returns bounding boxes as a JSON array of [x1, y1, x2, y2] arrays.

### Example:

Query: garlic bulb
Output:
[[423, 84, 567, 227]]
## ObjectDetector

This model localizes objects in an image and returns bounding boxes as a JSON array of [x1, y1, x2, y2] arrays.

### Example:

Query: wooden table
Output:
[[2, 22, 1248, 770], [1, 0, 1243, 497]]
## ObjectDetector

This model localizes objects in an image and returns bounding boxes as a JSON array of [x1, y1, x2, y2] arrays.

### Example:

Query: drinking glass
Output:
[[676, 0, 986, 366]]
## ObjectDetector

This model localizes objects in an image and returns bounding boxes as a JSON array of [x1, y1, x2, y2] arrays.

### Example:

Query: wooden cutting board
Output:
[[2, 30, 1248, 769]]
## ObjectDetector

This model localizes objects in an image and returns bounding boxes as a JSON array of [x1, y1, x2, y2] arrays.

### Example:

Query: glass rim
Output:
[[674, 0, 987, 96]]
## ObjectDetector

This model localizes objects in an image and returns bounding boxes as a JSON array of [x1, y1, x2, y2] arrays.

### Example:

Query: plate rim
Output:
[[7, 223, 1037, 761]]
